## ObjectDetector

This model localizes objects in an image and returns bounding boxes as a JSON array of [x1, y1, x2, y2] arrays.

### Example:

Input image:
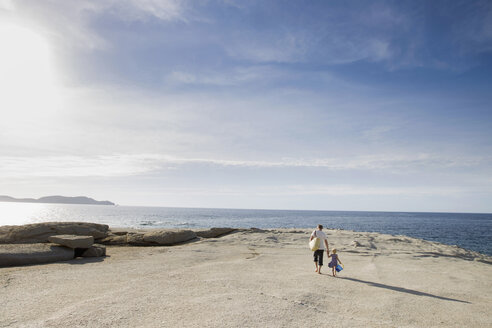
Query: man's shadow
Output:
[[338, 276, 470, 304]]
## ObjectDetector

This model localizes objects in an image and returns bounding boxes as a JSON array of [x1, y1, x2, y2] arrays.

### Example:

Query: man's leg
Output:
[[318, 250, 324, 274], [313, 251, 319, 272]]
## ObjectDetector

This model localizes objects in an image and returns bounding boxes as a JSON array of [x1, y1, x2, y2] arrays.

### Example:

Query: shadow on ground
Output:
[[67, 256, 108, 265], [339, 277, 470, 304]]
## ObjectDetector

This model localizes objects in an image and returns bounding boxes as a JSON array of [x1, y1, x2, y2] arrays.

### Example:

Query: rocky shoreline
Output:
[[0, 222, 237, 267], [2, 222, 491, 268]]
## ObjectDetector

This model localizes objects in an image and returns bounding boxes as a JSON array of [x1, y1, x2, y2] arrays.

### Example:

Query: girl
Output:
[[328, 249, 343, 277]]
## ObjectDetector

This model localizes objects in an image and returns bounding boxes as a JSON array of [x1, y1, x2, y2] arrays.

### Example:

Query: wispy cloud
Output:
[[106, 0, 188, 23], [225, 32, 308, 63], [0, 0, 14, 11], [0, 155, 161, 178], [163, 154, 490, 171], [0, 0, 190, 51], [124, 184, 467, 197], [165, 66, 285, 86], [1, 153, 489, 178]]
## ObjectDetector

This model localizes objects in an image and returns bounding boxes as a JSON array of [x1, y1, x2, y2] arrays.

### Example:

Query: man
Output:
[[310, 224, 329, 274]]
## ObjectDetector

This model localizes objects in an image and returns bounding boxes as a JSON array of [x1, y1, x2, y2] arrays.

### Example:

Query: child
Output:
[[328, 249, 343, 277]]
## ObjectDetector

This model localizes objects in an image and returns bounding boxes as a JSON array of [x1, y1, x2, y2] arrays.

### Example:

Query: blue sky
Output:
[[0, 0, 491, 212]]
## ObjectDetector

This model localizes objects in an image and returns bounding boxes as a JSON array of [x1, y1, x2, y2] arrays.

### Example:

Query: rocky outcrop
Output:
[[127, 230, 197, 246], [97, 234, 128, 245], [81, 245, 106, 257], [196, 228, 236, 238], [48, 235, 94, 249], [96, 228, 236, 245], [0, 223, 213, 247], [0, 243, 74, 267], [0, 223, 243, 267], [0, 222, 109, 244]]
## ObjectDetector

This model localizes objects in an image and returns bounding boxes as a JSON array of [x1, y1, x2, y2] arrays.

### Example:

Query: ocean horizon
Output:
[[1, 202, 491, 256]]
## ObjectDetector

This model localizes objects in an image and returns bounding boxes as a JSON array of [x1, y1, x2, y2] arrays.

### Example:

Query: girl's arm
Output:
[[337, 255, 342, 264]]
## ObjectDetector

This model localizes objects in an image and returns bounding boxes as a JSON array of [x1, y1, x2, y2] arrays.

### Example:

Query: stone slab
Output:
[[48, 235, 94, 249]]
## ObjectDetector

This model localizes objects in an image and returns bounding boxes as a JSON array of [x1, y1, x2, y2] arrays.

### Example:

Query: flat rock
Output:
[[127, 230, 197, 246], [0, 222, 109, 244], [0, 243, 74, 267], [81, 245, 106, 257], [196, 228, 236, 238], [48, 235, 94, 249]]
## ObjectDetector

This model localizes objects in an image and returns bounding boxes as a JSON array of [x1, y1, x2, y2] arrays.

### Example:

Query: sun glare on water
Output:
[[0, 23, 61, 123], [0, 202, 52, 226]]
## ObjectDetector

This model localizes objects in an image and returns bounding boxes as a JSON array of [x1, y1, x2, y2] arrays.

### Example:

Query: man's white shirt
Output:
[[311, 230, 327, 250]]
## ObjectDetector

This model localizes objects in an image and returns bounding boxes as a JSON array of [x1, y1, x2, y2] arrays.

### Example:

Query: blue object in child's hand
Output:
[[336, 264, 343, 272]]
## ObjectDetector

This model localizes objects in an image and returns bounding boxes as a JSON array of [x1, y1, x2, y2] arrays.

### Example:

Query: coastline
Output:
[[1, 204, 489, 256], [1, 227, 491, 327]]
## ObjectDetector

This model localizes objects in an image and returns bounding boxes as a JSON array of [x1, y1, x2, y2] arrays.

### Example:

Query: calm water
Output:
[[1, 203, 491, 256]]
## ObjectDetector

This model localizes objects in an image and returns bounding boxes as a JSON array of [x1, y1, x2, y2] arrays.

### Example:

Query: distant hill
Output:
[[0, 195, 115, 206]]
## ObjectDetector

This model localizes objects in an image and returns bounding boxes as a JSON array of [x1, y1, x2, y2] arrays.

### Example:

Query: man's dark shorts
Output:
[[313, 249, 324, 266]]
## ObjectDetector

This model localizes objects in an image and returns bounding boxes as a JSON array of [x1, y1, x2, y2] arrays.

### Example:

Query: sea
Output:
[[1, 202, 491, 256]]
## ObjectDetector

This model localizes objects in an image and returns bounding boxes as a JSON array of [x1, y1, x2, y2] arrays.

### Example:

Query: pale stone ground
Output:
[[1, 229, 491, 328]]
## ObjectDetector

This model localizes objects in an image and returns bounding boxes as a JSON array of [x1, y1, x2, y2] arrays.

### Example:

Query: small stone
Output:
[[351, 240, 362, 247], [81, 245, 106, 257]]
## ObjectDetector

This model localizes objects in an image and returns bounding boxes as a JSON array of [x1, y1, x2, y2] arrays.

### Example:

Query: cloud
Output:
[[0, 0, 189, 51], [164, 154, 490, 171], [255, 184, 465, 197], [121, 184, 466, 197], [220, 1, 408, 65], [1, 153, 489, 179], [0, 0, 14, 11], [225, 32, 308, 63], [0, 155, 162, 178], [106, 0, 187, 23], [165, 65, 285, 86]]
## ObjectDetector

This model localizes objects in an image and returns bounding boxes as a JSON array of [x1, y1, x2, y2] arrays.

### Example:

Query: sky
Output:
[[0, 0, 491, 212]]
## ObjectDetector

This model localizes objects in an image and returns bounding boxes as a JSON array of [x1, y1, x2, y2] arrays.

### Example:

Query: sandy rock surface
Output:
[[0, 243, 74, 267], [1, 229, 491, 327]]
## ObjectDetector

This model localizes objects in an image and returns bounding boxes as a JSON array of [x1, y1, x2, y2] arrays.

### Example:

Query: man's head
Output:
[[317, 224, 323, 230]]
